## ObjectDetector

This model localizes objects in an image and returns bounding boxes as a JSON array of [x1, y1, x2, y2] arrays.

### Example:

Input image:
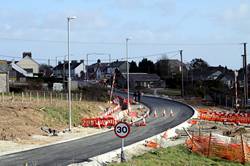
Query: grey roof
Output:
[[54, 61, 82, 70], [110, 61, 126, 68]]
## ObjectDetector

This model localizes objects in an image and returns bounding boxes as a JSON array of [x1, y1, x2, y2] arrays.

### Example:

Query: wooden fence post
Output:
[[240, 134, 246, 164], [43, 92, 46, 102], [1, 92, 4, 103], [80, 93, 82, 102], [199, 125, 201, 137], [29, 92, 32, 102], [207, 131, 212, 157], [50, 92, 52, 104], [11, 92, 14, 103], [21, 92, 24, 103], [60, 93, 63, 101], [36, 91, 39, 103]]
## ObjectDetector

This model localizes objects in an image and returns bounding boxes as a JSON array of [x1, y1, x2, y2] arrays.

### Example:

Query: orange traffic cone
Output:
[[154, 110, 158, 118], [144, 112, 149, 118], [170, 109, 174, 117], [163, 110, 166, 117], [142, 118, 146, 126]]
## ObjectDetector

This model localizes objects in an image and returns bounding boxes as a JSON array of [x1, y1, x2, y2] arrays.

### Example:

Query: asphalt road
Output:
[[0, 94, 194, 166]]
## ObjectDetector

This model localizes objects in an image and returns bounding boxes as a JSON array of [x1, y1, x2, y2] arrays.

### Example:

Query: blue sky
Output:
[[0, 0, 249, 69]]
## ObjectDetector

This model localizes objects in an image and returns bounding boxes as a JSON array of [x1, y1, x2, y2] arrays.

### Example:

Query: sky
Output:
[[0, 0, 249, 69]]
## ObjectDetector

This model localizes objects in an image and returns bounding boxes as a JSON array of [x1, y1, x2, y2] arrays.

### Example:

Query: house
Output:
[[219, 72, 234, 88], [16, 52, 40, 76], [0, 60, 9, 92], [108, 61, 128, 74], [207, 71, 222, 80], [87, 61, 109, 80], [120, 73, 163, 89], [87, 60, 129, 80], [53, 60, 85, 80]]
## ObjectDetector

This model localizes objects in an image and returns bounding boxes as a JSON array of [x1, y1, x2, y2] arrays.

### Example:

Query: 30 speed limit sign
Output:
[[114, 122, 130, 138]]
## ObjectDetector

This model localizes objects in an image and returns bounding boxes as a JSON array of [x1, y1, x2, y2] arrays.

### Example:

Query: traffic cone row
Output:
[[154, 110, 158, 118], [170, 109, 174, 117], [162, 110, 166, 117]]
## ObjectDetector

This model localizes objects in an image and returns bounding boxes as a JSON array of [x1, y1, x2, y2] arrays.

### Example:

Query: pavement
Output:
[[0, 93, 194, 166]]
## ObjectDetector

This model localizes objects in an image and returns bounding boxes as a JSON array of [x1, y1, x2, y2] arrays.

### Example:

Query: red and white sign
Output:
[[114, 122, 130, 138]]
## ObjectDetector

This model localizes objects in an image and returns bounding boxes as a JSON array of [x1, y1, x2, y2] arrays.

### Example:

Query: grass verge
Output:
[[110, 145, 250, 166]]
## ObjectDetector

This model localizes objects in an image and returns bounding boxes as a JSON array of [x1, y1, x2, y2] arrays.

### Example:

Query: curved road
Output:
[[0, 94, 194, 166]]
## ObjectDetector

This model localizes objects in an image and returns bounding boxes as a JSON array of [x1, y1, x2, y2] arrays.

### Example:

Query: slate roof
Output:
[[54, 61, 82, 70], [109, 61, 126, 68]]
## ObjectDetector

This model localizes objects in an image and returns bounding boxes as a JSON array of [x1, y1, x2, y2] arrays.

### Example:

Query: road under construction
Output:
[[0, 93, 194, 166]]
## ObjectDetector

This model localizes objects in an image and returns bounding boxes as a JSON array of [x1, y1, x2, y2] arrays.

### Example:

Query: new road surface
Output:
[[0, 94, 194, 166]]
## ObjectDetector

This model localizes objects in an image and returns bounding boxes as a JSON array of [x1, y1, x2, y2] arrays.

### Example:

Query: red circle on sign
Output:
[[114, 122, 130, 138]]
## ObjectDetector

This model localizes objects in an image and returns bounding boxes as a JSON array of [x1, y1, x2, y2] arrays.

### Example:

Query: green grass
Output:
[[110, 145, 250, 166], [40, 100, 109, 127]]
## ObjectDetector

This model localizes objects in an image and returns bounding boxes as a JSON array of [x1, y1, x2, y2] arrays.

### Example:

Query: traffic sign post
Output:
[[114, 122, 130, 163]]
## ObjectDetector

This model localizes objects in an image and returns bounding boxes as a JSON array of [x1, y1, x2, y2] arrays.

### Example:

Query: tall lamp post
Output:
[[67, 16, 76, 131], [126, 38, 130, 111]]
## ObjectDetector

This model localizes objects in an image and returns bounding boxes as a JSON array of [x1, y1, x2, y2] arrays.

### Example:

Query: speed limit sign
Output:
[[114, 122, 130, 138]]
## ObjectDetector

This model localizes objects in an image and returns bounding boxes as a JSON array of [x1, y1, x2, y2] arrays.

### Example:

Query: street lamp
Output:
[[67, 16, 76, 131], [126, 38, 130, 111]]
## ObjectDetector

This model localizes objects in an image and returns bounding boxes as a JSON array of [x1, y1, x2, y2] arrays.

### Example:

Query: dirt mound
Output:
[[0, 105, 44, 141]]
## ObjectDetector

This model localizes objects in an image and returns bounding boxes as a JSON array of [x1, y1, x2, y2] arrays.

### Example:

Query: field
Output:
[[111, 145, 250, 166], [0, 90, 109, 141]]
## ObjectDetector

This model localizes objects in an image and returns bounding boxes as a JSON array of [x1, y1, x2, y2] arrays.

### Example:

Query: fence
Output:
[[0, 91, 95, 105], [185, 130, 250, 164], [197, 108, 250, 124]]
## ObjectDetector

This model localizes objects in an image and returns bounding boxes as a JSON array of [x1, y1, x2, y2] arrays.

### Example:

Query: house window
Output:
[[25, 68, 33, 73]]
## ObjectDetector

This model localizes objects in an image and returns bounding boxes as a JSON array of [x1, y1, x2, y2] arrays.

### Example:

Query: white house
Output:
[[53, 60, 85, 80], [16, 52, 40, 75]]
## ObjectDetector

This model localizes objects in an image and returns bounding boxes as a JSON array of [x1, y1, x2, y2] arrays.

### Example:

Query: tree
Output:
[[129, 61, 138, 72], [138, 58, 155, 73], [190, 58, 209, 70], [155, 59, 169, 79]]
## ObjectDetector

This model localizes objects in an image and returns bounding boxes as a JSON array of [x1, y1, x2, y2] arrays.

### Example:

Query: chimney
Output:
[[58, 61, 62, 65], [80, 59, 84, 63], [23, 52, 32, 58], [71, 60, 77, 64]]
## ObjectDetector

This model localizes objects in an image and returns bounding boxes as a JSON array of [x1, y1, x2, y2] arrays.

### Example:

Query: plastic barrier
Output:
[[186, 133, 250, 164], [197, 108, 250, 124], [82, 116, 117, 128]]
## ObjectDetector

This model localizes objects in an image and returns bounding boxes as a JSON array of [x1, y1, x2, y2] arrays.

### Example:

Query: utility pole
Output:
[[86, 54, 89, 81], [242, 42, 248, 108], [180, 50, 184, 97], [235, 70, 239, 110], [63, 56, 66, 87], [55, 57, 58, 67]]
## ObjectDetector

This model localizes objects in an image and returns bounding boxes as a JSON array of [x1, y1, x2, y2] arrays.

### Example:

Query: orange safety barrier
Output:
[[186, 133, 250, 164], [145, 140, 160, 148], [197, 108, 250, 124], [82, 116, 117, 128]]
